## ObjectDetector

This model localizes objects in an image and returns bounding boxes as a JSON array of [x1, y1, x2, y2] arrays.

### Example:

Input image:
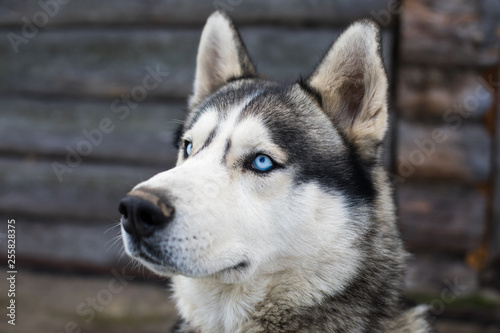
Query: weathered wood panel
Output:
[[0, 30, 197, 99], [0, 29, 393, 99], [400, 0, 499, 66], [0, 215, 124, 268], [405, 253, 478, 294], [490, 65, 500, 264], [397, 120, 491, 183], [0, 158, 163, 220], [397, 66, 493, 121], [0, 0, 392, 27], [0, 98, 186, 165], [398, 182, 486, 253]]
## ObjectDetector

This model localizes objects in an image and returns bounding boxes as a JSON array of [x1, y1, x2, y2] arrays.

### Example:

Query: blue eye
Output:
[[251, 155, 274, 172], [185, 141, 193, 157]]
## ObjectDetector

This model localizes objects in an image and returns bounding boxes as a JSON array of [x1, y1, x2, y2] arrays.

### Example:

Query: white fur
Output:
[[172, 184, 361, 333], [189, 11, 255, 109]]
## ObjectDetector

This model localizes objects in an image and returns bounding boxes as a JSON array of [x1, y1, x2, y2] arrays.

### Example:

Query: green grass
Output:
[[405, 291, 500, 309]]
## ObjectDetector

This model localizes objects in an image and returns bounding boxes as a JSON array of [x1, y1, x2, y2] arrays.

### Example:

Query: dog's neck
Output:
[[172, 273, 270, 333]]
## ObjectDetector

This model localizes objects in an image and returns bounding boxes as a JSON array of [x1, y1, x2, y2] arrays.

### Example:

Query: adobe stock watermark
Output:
[[167, 170, 222, 211], [51, 64, 169, 182], [50, 268, 135, 333], [428, 277, 468, 315], [390, 74, 496, 184], [7, 0, 72, 54], [370, 0, 401, 28], [213, 0, 243, 11]]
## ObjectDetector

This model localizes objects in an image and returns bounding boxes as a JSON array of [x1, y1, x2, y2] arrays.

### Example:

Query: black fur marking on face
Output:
[[186, 79, 377, 204], [226, 74, 258, 84], [240, 83, 377, 204], [191, 126, 218, 158], [173, 123, 185, 150], [297, 76, 322, 108], [222, 139, 232, 165], [184, 80, 262, 133]]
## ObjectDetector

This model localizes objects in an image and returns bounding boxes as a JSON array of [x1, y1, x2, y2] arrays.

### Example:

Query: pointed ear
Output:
[[189, 11, 256, 109], [307, 20, 388, 160]]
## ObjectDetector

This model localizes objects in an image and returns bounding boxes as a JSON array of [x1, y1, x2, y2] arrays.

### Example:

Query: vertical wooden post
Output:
[[491, 65, 500, 262], [479, 65, 500, 288]]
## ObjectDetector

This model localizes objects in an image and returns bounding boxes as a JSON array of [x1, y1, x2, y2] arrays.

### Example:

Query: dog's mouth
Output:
[[123, 236, 171, 267], [209, 260, 251, 282], [217, 261, 249, 273], [124, 234, 251, 278], [138, 247, 164, 266], [140, 253, 250, 278]]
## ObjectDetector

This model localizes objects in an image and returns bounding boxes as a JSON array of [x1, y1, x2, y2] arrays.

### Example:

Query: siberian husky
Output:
[[119, 11, 433, 333]]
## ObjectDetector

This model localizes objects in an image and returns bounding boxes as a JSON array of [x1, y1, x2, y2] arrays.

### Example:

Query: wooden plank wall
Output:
[[396, 0, 500, 260], [0, 0, 395, 271], [0, 0, 499, 277]]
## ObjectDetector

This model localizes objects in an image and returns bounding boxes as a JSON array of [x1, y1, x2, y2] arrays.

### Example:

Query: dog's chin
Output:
[[209, 261, 252, 283]]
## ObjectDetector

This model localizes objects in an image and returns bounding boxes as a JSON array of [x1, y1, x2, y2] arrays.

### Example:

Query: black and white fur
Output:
[[119, 11, 434, 333]]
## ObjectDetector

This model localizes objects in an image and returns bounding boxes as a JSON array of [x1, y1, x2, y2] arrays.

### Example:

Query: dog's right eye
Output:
[[251, 154, 274, 172], [184, 140, 193, 158]]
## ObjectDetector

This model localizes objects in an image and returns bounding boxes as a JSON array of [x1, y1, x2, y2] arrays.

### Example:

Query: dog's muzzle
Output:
[[118, 189, 175, 238]]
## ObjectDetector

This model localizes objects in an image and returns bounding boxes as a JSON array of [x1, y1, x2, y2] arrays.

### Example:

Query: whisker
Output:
[[106, 236, 123, 254], [103, 223, 121, 235], [168, 119, 185, 125]]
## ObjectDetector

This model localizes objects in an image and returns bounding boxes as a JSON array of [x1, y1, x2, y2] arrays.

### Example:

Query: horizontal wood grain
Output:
[[0, 158, 164, 220], [398, 181, 486, 254], [397, 120, 491, 183], [0, 0, 392, 27], [400, 0, 499, 66], [0, 29, 393, 99], [0, 215, 125, 268], [397, 66, 493, 121], [0, 98, 186, 165]]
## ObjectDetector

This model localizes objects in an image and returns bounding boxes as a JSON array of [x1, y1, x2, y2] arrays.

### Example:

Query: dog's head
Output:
[[120, 11, 389, 284]]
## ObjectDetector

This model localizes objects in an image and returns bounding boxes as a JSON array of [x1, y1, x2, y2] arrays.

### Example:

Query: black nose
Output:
[[118, 189, 174, 238]]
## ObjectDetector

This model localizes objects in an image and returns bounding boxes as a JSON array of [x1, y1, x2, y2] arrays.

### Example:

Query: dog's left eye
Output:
[[251, 154, 274, 172], [184, 141, 193, 157]]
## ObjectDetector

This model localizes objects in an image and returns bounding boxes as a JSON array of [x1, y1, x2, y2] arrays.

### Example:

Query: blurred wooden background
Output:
[[0, 0, 499, 332]]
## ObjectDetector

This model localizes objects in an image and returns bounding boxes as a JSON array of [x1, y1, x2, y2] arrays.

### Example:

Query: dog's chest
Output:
[[172, 276, 268, 333]]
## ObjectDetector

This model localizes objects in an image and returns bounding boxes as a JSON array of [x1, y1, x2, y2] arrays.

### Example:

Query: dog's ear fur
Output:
[[189, 11, 256, 110], [307, 20, 388, 160]]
